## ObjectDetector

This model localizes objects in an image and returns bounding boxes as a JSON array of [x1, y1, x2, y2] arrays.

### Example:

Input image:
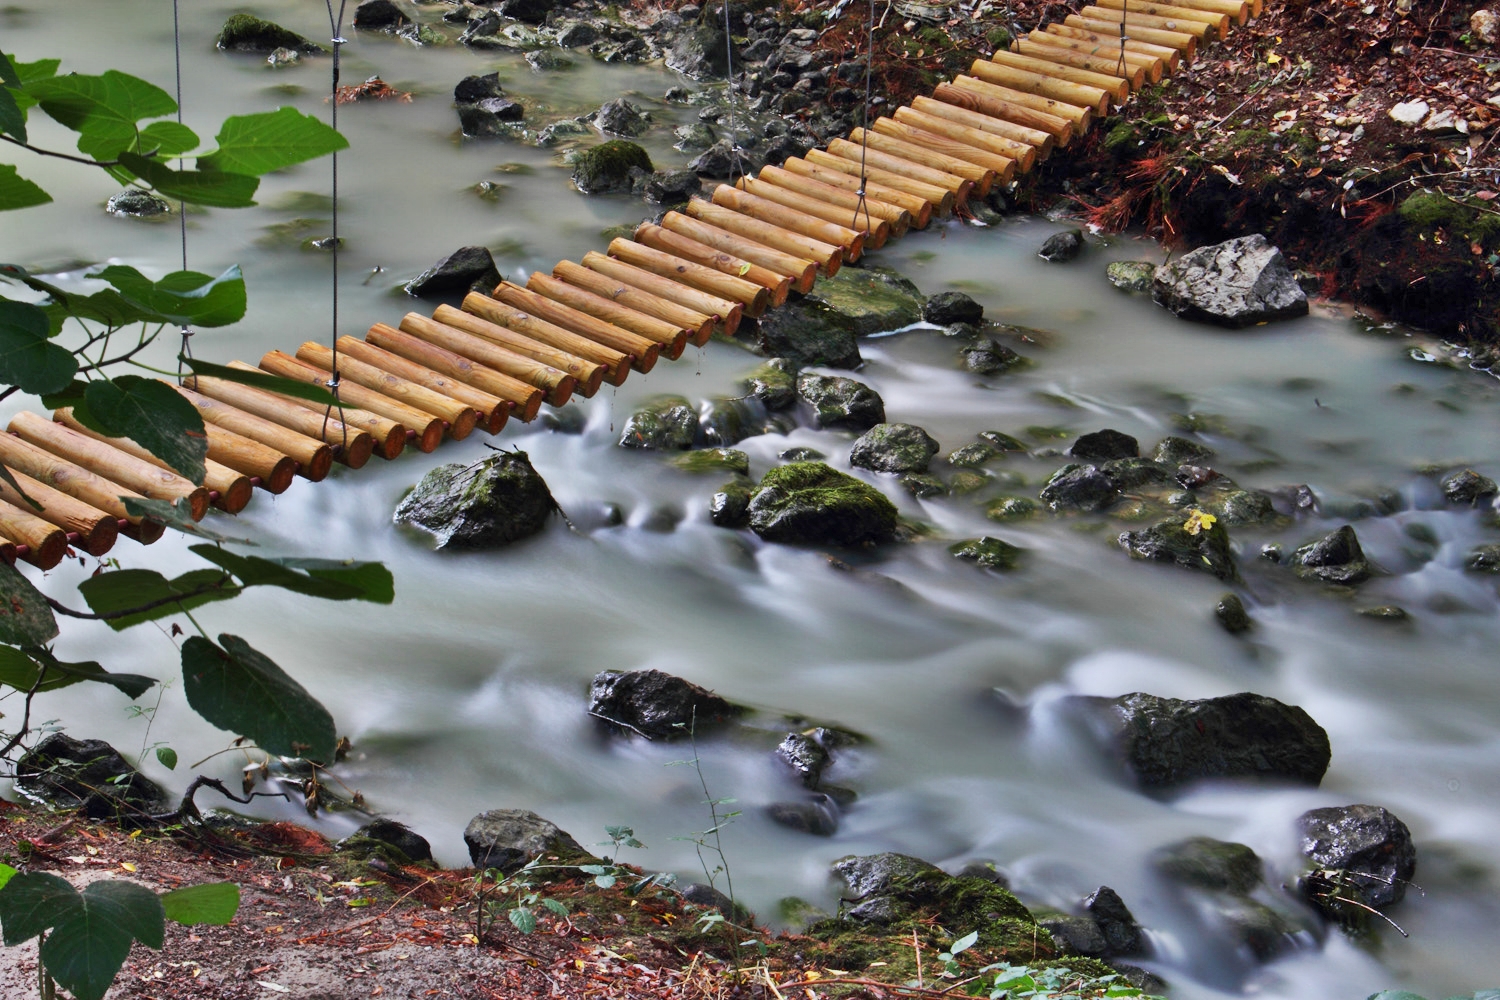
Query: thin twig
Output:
[[0, 134, 125, 168]]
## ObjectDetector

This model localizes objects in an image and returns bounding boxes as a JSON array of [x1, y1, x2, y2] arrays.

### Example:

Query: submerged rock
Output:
[[1107, 261, 1157, 292], [1118, 513, 1236, 580], [1442, 468, 1498, 506], [1085, 886, 1145, 957], [1207, 489, 1277, 526], [1151, 234, 1308, 328], [216, 14, 325, 52], [1215, 593, 1252, 633], [393, 451, 555, 550], [744, 359, 799, 410], [1466, 543, 1500, 573], [802, 266, 923, 336], [672, 448, 748, 475], [1070, 429, 1139, 462], [571, 140, 652, 194], [777, 732, 831, 787], [1293, 524, 1371, 585], [849, 423, 939, 474], [15, 734, 166, 819], [405, 245, 500, 297], [767, 795, 840, 836], [106, 189, 172, 218], [709, 480, 754, 528], [593, 98, 649, 137], [618, 395, 699, 450], [1102, 457, 1170, 489], [1296, 804, 1417, 912], [1039, 229, 1085, 262], [747, 462, 898, 546], [750, 305, 862, 369], [589, 668, 743, 739], [464, 809, 586, 873], [949, 537, 1023, 571], [454, 73, 507, 103], [1152, 436, 1214, 465], [1039, 464, 1119, 512], [1153, 837, 1266, 895], [923, 291, 983, 325], [960, 339, 1024, 375], [457, 98, 526, 136], [354, 0, 408, 31], [795, 374, 885, 431]]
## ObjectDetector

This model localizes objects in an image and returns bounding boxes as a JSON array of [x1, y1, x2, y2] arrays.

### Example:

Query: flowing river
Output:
[[5, 2, 1500, 997]]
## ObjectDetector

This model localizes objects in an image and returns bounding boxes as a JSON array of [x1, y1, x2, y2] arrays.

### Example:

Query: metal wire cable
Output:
[[851, 0, 875, 233], [322, 0, 349, 447], [172, 0, 193, 379], [722, 2, 746, 186]]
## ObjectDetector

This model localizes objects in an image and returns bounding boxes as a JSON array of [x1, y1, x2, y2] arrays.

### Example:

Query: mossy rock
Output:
[[216, 14, 326, 52], [571, 139, 651, 194], [1292, 524, 1371, 585], [801, 265, 924, 336], [747, 462, 898, 546], [393, 451, 555, 550], [900, 473, 946, 498], [1151, 837, 1264, 895], [949, 443, 1000, 468], [980, 431, 1028, 452], [743, 358, 799, 410], [1118, 514, 1235, 580], [986, 496, 1038, 521], [618, 395, 698, 450], [1206, 489, 1277, 526], [949, 537, 1024, 570], [709, 480, 754, 528], [672, 448, 749, 475]]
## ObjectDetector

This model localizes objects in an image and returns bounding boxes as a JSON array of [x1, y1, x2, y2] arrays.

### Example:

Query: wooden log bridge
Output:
[[0, 0, 1254, 568]]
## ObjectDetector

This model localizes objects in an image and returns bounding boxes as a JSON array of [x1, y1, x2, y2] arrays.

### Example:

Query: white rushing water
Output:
[[5, 3, 1500, 997]]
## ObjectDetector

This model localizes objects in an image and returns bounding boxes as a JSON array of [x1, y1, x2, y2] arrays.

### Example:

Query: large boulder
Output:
[[849, 423, 939, 474], [828, 853, 1040, 950], [1038, 229, 1085, 262], [1151, 234, 1309, 327], [1118, 513, 1236, 580], [216, 14, 325, 53], [354, 0, 409, 31], [618, 395, 699, 450], [394, 451, 555, 550], [922, 291, 983, 325], [795, 373, 885, 431], [1039, 464, 1120, 512], [666, 23, 732, 79], [589, 668, 743, 739], [344, 819, 433, 863], [1077, 691, 1331, 791], [571, 140, 652, 194], [593, 99, 649, 137], [1292, 524, 1371, 585], [15, 734, 166, 819], [464, 810, 587, 872], [802, 266, 923, 336], [500, 0, 558, 24], [457, 98, 526, 137], [1296, 804, 1417, 912], [747, 462, 898, 546], [750, 307, 862, 369], [405, 246, 500, 297]]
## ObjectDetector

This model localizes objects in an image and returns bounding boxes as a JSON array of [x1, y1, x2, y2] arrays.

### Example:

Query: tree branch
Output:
[[44, 574, 237, 620], [0, 133, 123, 168], [0, 661, 51, 759]]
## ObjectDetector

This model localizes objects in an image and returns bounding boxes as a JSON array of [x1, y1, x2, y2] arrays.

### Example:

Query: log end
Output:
[[448, 407, 481, 442], [335, 432, 376, 470], [212, 476, 255, 515], [416, 418, 445, 454], [81, 517, 120, 557], [263, 455, 299, 493]]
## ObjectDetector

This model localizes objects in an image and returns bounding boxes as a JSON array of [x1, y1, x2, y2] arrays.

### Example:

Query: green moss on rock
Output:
[[748, 462, 898, 546], [571, 139, 651, 194], [216, 14, 326, 52]]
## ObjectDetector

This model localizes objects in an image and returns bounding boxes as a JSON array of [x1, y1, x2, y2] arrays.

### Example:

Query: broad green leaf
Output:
[[0, 863, 15, 892], [122, 497, 252, 543], [577, 865, 609, 876], [138, 120, 200, 157], [95, 264, 247, 328], [181, 633, 337, 761], [82, 375, 207, 481], [541, 898, 568, 917], [508, 907, 537, 934], [160, 883, 239, 925], [0, 51, 20, 87], [0, 85, 25, 142], [182, 356, 337, 405], [0, 296, 74, 392], [39, 880, 165, 1000], [950, 930, 979, 956], [0, 871, 79, 945], [117, 152, 258, 208], [78, 567, 240, 631], [0, 164, 52, 211], [198, 107, 348, 176], [155, 746, 178, 770], [0, 644, 156, 698], [593, 874, 616, 889], [27, 70, 176, 160], [0, 560, 58, 646], [4, 266, 153, 327], [189, 545, 390, 603]]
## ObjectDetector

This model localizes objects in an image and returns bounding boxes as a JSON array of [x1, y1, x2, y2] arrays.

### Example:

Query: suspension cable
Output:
[[322, 0, 349, 447], [850, 0, 874, 233], [722, 2, 746, 186], [172, 0, 193, 380]]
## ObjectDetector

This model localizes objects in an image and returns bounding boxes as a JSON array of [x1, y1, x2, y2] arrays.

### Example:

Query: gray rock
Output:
[[1070, 429, 1139, 462], [618, 395, 699, 450], [394, 451, 555, 550], [1101, 457, 1170, 489], [767, 795, 840, 836], [1215, 593, 1251, 633], [500, 0, 557, 24], [1119, 515, 1236, 580], [949, 537, 1023, 571], [960, 339, 1024, 375], [796, 374, 885, 431], [593, 98, 649, 137], [571, 140, 652, 194], [1296, 804, 1417, 910], [948, 443, 999, 468], [457, 98, 526, 137], [666, 23, 732, 79], [464, 809, 585, 872], [1085, 692, 1331, 790], [454, 72, 507, 103], [750, 308, 861, 370], [763, 132, 809, 167], [923, 291, 984, 325], [709, 481, 754, 528], [216, 14, 325, 53], [803, 265, 923, 336], [831, 852, 1035, 928], [106, 189, 172, 218], [671, 448, 749, 475], [1153, 837, 1266, 894], [687, 139, 741, 177], [1442, 469, 1498, 506], [698, 396, 758, 447], [348, 818, 432, 863], [777, 732, 831, 786], [589, 668, 743, 739], [15, 734, 166, 819], [980, 431, 1028, 452], [1040, 464, 1119, 512], [986, 496, 1038, 521], [1086, 886, 1145, 956], [902, 474, 947, 498], [1151, 234, 1309, 328], [1175, 465, 1220, 490], [405, 245, 500, 297], [1153, 436, 1214, 465], [1038, 915, 1108, 956], [1107, 260, 1157, 292], [1038, 229, 1085, 262], [748, 461, 898, 546], [557, 21, 598, 46], [526, 50, 575, 71], [1466, 543, 1500, 573], [849, 423, 939, 474], [535, 118, 590, 147], [1209, 489, 1277, 526], [643, 169, 702, 204], [266, 47, 302, 67], [673, 121, 717, 151], [354, 0, 408, 31], [1293, 524, 1371, 585], [744, 359, 799, 410]]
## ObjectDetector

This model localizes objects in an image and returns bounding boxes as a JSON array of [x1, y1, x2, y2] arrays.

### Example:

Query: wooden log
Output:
[[684, 197, 845, 277], [399, 312, 577, 407], [1067, 15, 1198, 57], [366, 323, 543, 422], [503, 278, 684, 361], [1031, 27, 1170, 76], [657, 211, 820, 292], [183, 375, 376, 468], [463, 291, 649, 378], [633, 222, 794, 305], [734, 176, 901, 244], [1162, 0, 1249, 20], [1014, 34, 1160, 85], [52, 410, 254, 515], [989, 48, 1134, 101], [449, 297, 627, 386], [871, 116, 1023, 179], [225, 361, 405, 461], [335, 337, 510, 435], [846, 127, 998, 195], [773, 158, 933, 228], [608, 237, 774, 314], [552, 259, 717, 346], [0, 430, 164, 542], [0, 499, 67, 569], [969, 57, 1116, 115], [258, 351, 446, 454], [10, 411, 210, 521], [933, 80, 1076, 146], [1044, 23, 1182, 70], [907, 96, 1054, 159], [709, 184, 872, 259], [950, 75, 1092, 132], [175, 385, 333, 483], [1096, 0, 1229, 34], [1078, 6, 1212, 42], [583, 250, 744, 339], [0, 530, 18, 566], [792, 152, 956, 218], [822, 139, 975, 206], [296, 342, 481, 440], [0, 467, 119, 556]]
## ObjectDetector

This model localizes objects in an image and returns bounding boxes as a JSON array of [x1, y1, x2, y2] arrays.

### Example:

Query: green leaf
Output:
[[577, 865, 609, 876], [3, 266, 153, 327], [82, 375, 207, 482], [507, 907, 537, 934], [0, 863, 15, 892], [122, 497, 252, 544], [0, 871, 79, 945], [117, 152, 258, 208], [593, 874, 616, 889], [160, 883, 239, 926], [198, 107, 348, 176], [155, 746, 178, 771], [181, 356, 337, 405], [138, 120, 200, 157], [0, 85, 26, 143], [950, 930, 979, 956], [39, 880, 165, 1000], [0, 296, 74, 391], [181, 633, 337, 761], [95, 264, 247, 327], [78, 567, 240, 631], [541, 898, 568, 917], [190, 545, 392, 603], [0, 51, 20, 87], [27, 70, 176, 160], [0, 645, 157, 698], [0, 560, 58, 646]]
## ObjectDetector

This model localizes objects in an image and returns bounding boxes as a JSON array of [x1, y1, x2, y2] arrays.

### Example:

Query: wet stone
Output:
[[216, 13, 325, 52], [405, 245, 500, 297], [618, 396, 698, 450], [589, 668, 743, 739], [780, 447, 824, 462], [776, 732, 831, 786], [15, 734, 166, 819], [744, 359, 799, 411], [348, 818, 432, 863], [571, 140, 652, 194], [1357, 604, 1411, 621], [986, 496, 1038, 521], [980, 431, 1028, 452], [796, 373, 885, 431], [766, 795, 840, 836], [1107, 260, 1157, 293], [1208, 489, 1277, 526], [1071, 428, 1139, 462], [1153, 436, 1214, 465], [1152, 233, 1308, 328], [672, 448, 749, 475], [1152, 837, 1265, 895], [1175, 465, 1219, 490], [394, 451, 555, 550], [948, 443, 999, 468], [1215, 593, 1251, 633], [1465, 544, 1500, 573], [593, 98, 649, 137], [747, 462, 898, 547], [1040, 464, 1119, 512], [948, 537, 1023, 571], [1039, 229, 1085, 262], [354, 0, 408, 31], [464, 809, 586, 873], [1085, 885, 1145, 956], [106, 189, 172, 218], [849, 423, 940, 474], [709, 481, 753, 528], [1293, 524, 1372, 585], [923, 291, 984, 325], [1297, 804, 1417, 911], [1442, 469, 1498, 506], [961, 339, 1024, 375], [1102, 457, 1169, 489], [901, 473, 947, 498]]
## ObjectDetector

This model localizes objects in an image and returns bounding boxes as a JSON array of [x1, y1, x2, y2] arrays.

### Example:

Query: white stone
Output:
[[1472, 9, 1500, 44], [1389, 100, 1430, 126], [1423, 109, 1460, 132]]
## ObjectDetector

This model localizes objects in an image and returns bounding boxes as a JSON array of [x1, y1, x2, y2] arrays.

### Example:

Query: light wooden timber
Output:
[[175, 385, 334, 482], [0, 466, 119, 556], [968, 57, 1116, 115], [1044, 23, 1182, 70], [0, 527, 19, 566], [684, 197, 845, 277], [183, 375, 377, 468], [988, 48, 1134, 102], [0, 430, 166, 543], [1096, 0, 1230, 34], [1067, 15, 1198, 57], [931, 80, 1075, 146], [333, 337, 510, 435], [397, 314, 575, 408], [870, 116, 1022, 179], [795, 151, 958, 216], [505, 277, 685, 361], [453, 296, 632, 385], [907, 96, 1055, 158], [658, 211, 820, 292], [433, 303, 609, 395], [734, 176, 899, 245], [366, 324, 543, 423], [552, 259, 717, 346], [709, 185, 867, 262], [225, 361, 405, 461], [259, 351, 447, 453], [774, 158, 934, 228], [1078, 6, 1212, 42], [1014, 34, 1161, 85], [632, 223, 794, 305], [577, 252, 739, 342], [847, 128, 998, 195], [0, 498, 67, 569], [296, 342, 480, 440], [608, 237, 772, 316], [950, 75, 1093, 132]]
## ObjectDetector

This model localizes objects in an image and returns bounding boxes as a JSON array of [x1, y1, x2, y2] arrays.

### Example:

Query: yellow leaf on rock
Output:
[[1184, 509, 1218, 536]]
